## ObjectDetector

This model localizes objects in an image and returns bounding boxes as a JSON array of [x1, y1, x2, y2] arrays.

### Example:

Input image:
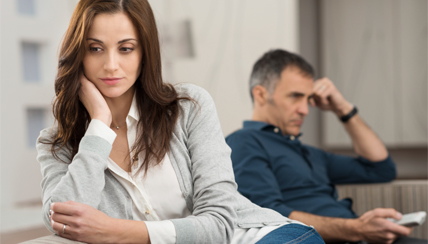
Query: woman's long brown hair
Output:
[[51, 0, 190, 173]]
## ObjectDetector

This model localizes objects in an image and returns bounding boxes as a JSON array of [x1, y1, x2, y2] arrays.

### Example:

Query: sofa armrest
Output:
[[336, 180, 427, 239]]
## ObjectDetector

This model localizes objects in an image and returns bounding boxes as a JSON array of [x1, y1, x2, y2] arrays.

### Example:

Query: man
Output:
[[226, 49, 421, 244]]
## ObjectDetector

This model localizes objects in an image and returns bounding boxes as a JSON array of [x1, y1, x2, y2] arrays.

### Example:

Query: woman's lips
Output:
[[100, 78, 122, 85]]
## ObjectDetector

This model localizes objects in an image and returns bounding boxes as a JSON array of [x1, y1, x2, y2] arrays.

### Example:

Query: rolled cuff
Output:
[[85, 119, 116, 145], [145, 220, 176, 244]]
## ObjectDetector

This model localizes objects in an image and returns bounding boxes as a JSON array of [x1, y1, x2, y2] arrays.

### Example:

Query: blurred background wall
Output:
[[0, 0, 426, 242]]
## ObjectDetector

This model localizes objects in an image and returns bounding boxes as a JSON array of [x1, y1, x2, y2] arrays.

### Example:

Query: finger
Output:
[[383, 220, 412, 236], [309, 97, 316, 107], [383, 232, 398, 244], [314, 88, 332, 106], [51, 220, 67, 236], [51, 212, 75, 227], [313, 77, 330, 89], [372, 208, 401, 219], [312, 95, 324, 107], [51, 218, 72, 238], [51, 202, 78, 216], [313, 83, 328, 93], [80, 74, 91, 84], [315, 86, 326, 94]]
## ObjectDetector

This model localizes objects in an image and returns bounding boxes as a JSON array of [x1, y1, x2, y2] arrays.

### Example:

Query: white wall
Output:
[[0, 0, 79, 232], [151, 0, 300, 136]]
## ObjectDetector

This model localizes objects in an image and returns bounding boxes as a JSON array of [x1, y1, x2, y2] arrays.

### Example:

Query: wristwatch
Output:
[[340, 106, 358, 123]]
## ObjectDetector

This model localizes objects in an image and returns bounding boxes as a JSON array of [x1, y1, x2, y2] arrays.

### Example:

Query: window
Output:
[[27, 108, 49, 147], [21, 42, 41, 82], [17, 0, 36, 15]]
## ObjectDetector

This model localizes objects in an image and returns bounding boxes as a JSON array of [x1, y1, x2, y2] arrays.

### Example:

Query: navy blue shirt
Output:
[[226, 121, 396, 218]]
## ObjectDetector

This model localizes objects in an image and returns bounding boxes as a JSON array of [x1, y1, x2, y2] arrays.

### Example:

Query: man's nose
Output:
[[104, 52, 119, 72], [297, 101, 309, 116]]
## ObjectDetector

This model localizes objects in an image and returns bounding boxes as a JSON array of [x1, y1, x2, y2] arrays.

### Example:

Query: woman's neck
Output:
[[105, 87, 135, 127]]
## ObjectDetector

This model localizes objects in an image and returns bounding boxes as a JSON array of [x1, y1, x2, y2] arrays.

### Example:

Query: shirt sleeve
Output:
[[324, 150, 397, 184], [85, 119, 117, 145], [145, 220, 176, 244], [226, 132, 294, 217]]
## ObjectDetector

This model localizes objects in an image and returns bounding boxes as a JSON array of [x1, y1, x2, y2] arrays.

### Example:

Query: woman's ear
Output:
[[252, 85, 269, 106]]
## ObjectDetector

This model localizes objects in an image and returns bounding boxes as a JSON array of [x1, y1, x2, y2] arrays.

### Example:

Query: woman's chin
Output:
[[99, 89, 128, 99]]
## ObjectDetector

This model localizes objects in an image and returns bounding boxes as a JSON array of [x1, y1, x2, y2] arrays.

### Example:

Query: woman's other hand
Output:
[[50, 201, 115, 243], [50, 201, 151, 244], [79, 74, 112, 126]]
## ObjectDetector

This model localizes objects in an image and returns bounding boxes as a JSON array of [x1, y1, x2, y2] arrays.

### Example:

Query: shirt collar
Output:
[[243, 120, 303, 139], [127, 93, 139, 122]]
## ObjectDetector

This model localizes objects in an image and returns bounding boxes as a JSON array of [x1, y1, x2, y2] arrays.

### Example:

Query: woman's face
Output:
[[83, 12, 142, 99]]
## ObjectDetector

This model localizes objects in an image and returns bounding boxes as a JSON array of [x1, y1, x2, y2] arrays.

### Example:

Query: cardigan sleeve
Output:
[[37, 119, 116, 233], [169, 85, 238, 244]]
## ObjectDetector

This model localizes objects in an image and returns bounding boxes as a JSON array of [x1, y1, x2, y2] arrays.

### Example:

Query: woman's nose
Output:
[[104, 52, 119, 72]]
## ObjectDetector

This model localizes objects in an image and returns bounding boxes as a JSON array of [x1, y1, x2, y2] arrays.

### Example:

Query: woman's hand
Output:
[[79, 74, 112, 126], [50, 201, 115, 243], [50, 201, 151, 244]]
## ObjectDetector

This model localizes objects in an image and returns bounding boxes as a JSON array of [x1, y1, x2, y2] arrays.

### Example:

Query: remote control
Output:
[[387, 211, 426, 227]]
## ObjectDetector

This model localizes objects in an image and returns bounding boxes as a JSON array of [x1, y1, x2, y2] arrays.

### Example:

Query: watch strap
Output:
[[340, 106, 358, 123]]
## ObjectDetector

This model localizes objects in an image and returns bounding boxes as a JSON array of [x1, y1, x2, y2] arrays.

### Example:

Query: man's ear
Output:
[[252, 85, 269, 106]]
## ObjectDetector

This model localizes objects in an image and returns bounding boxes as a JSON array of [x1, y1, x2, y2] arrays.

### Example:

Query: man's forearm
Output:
[[289, 211, 360, 243], [334, 102, 388, 161], [342, 113, 388, 161]]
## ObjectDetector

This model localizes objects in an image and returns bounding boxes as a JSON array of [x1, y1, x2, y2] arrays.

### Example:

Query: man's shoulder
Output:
[[226, 127, 260, 142], [226, 127, 271, 154]]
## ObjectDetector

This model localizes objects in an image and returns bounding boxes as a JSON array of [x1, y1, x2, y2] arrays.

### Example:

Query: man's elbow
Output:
[[377, 165, 397, 182]]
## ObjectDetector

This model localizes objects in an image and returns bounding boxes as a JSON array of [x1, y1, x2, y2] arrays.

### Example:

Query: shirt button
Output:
[[145, 210, 150, 215], [290, 135, 295, 140], [273, 128, 279, 133]]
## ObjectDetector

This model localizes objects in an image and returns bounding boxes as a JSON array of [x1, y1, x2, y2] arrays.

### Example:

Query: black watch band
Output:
[[340, 106, 358, 123]]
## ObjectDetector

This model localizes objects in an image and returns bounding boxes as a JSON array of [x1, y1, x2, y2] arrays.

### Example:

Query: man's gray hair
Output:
[[249, 49, 314, 102]]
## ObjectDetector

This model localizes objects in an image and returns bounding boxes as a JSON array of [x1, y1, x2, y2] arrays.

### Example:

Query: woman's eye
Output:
[[120, 47, 134, 52], [89, 47, 102, 52]]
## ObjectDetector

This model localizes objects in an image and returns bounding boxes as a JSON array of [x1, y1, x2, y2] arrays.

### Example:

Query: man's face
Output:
[[265, 67, 314, 136]]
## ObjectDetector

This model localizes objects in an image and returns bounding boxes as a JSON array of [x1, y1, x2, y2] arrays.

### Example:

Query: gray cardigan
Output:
[[37, 84, 292, 244]]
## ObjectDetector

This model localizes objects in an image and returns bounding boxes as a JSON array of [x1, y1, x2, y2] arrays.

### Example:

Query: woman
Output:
[[37, 0, 324, 243]]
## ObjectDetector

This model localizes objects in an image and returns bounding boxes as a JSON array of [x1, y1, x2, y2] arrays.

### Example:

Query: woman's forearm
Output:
[[110, 219, 151, 244]]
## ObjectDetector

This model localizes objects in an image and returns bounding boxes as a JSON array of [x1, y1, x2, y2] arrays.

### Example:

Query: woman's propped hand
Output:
[[79, 74, 112, 126]]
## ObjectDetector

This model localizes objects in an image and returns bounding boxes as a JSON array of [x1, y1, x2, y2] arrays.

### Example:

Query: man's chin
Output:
[[283, 129, 300, 136]]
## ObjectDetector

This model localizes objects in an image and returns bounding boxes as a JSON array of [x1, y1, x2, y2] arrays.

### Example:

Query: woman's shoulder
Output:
[[175, 83, 212, 103], [37, 125, 58, 144]]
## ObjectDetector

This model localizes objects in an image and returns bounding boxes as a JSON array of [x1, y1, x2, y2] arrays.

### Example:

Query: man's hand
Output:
[[310, 77, 353, 117], [352, 208, 412, 244], [288, 209, 411, 244], [79, 74, 112, 126], [311, 77, 389, 161]]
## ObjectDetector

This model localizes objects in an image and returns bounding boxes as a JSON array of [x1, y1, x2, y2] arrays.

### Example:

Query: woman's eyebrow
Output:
[[87, 38, 103, 43], [86, 38, 137, 44], [118, 38, 137, 44]]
